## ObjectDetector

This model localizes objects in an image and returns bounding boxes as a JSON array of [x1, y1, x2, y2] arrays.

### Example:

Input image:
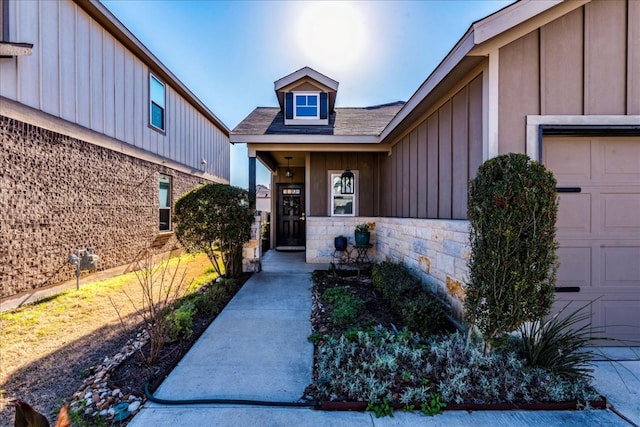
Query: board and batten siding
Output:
[[381, 74, 483, 220], [309, 152, 379, 217], [0, 0, 229, 180], [499, 0, 640, 154]]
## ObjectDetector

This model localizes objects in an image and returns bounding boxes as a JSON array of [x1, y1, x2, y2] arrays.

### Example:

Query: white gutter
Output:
[[230, 135, 380, 144]]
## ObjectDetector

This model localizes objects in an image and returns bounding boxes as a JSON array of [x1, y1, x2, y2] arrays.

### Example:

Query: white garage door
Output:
[[543, 136, 640, 343]]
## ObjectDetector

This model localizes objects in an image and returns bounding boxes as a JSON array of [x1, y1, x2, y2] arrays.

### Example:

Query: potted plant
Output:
[[354, 222, 375, 246], [334, 235, 348, 251]]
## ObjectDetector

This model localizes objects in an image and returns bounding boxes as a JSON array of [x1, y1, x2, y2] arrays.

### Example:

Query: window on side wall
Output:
[[159, 174, 171, 232], [330, 172, 356, 216], [150, 74, 166, 132]]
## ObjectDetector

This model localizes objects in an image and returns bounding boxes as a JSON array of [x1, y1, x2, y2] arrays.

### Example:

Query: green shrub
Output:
[[401, 293, 447, 336], [321, 287, 351, 305], [372, 262, 451, 335], [307, 332, 324, 344], [190, 291, 218, 317], [465, 153, 559, 347], [174, 183, 254, 278], [167, 301, 195, 341], [322, 287, 364, 326], [190, 278, 238, 316], [366, 398, 394, 418], [421, 393, 446, 416]]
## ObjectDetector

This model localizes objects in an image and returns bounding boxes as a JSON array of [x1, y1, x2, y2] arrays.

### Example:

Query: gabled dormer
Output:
[[274, 67, 338, 126]]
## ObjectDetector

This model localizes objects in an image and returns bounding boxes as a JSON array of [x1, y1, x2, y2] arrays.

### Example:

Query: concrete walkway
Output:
[[130, 251, 639, 426]]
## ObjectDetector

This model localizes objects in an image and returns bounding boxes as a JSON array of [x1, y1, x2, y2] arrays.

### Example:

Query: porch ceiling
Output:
[[256, 151, 305, 173]]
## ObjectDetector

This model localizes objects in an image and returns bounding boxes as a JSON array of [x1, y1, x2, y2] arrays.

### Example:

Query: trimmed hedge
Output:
[[465, 153, 558, 346], [372, 262, 451, 336]]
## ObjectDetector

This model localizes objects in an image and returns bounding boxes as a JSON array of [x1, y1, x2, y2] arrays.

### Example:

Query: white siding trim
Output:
[[472, 1, 562, 45], [305, 153, 311, 218], [526, 115, 640, 161], [235, 135, 381, 144], [485, 49, 500, 160]]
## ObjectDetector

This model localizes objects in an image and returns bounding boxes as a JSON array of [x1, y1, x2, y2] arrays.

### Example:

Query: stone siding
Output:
[[305, 217, 378, 266], [242, 215, 263, 273], [376, 218, 470, 318], [305, 216, 470, 318], [0, 115, 206, 298]]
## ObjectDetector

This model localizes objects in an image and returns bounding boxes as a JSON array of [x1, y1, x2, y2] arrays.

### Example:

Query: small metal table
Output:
[[354, 244, 373, 264]]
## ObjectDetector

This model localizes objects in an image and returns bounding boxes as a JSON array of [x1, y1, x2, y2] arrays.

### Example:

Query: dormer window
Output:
[[275, 67, 337, 126], [284, 91, 329, 125], [295, 93, 319, 119]]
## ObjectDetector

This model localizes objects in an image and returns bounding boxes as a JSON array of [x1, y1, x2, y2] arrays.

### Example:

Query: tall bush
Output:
[[173, 183, 253, 278], [465, 153, 559, 348]]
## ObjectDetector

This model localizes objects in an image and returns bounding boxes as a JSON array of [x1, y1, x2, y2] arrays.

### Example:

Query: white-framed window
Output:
[[330, 171, 357, 216], [159, 174, 171, 232], [150, 74, 166, 131], [294, 93, 319, 119]]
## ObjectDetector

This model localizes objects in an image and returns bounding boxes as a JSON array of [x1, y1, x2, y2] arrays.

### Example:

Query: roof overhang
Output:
[[380, 0, 589, 144], [232, 134, 380, 144], [468, 0, 588, 56], [274, 66, 339, 92], [248, 142, 391, 166]]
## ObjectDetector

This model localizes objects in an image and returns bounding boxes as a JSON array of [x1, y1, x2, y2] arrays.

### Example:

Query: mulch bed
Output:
[[310, 268, 405, 336], [308, 269, 607, 412]]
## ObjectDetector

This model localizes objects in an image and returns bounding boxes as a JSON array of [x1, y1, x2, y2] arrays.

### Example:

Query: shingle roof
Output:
[[231, 102, 405, 137]]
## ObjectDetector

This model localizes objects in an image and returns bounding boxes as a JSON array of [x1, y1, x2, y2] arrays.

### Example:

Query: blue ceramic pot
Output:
[[354, 231, 370, 246]]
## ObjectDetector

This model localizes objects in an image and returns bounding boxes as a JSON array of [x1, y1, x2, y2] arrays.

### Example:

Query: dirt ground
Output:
[[0, 253, 214, 426]]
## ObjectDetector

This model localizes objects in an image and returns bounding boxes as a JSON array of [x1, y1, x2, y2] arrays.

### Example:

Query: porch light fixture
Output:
[[285, 156, 294, 178], [340, 169, 354, 194]]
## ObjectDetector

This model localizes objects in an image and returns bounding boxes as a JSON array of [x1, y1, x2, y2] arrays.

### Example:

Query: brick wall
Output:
[[305, 216, 470, 319], [0, 115, 205, 298]]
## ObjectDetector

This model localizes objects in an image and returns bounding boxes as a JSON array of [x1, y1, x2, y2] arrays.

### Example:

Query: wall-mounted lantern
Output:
[[340, 169, 354, 194]]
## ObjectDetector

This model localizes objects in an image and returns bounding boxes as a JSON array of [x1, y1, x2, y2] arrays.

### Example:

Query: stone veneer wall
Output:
[[242, 215, 263, 273], [305, 216, 379, 265], [306, 216, 470, 318], [0, 115, 205, 298]]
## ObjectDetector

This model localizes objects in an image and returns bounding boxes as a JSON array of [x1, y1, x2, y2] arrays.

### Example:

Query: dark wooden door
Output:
[[276, 184, 305, 247]]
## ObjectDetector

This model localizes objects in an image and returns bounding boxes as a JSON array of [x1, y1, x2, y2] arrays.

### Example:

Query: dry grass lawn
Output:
[[0, 252, 216, 426]]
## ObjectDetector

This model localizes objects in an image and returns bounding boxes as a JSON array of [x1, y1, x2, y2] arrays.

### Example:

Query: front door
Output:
[[276, 183, 306, 248]]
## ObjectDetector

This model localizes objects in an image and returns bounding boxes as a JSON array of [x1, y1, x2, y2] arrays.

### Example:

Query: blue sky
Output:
[[102, 0, 514, 188]]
